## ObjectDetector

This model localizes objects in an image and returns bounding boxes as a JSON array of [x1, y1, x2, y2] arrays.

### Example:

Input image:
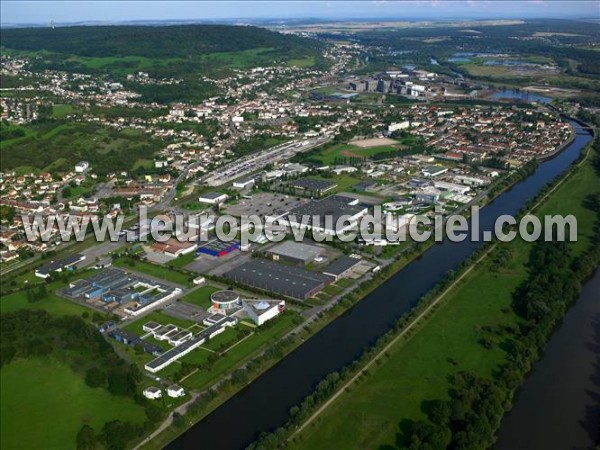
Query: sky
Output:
[[1, 1, 598, 26]]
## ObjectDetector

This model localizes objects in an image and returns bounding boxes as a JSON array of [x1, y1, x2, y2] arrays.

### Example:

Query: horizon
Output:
[[1, 1, 598, 27]]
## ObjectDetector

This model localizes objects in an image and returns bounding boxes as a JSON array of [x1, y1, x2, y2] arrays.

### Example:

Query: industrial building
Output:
[[285, 196, 368, 237], [265, 241, 324, 266], [145, 315, 237, 373], [197, 239, 240, 257], [150, 238, 197, 257], [289, 178, 338, 195], [198, 192, 229, 205], [415, 188, 441, 204], [433, 181, 471, 195], [242, 299, 286, 326], [108, 328, 162, 356], [422, 165, 448, 177], [322, 256, 362, 280], [233, 178, 256, 190], [62, 268, 182, 317], [224, 259, 333, 300], [35, 254, 86, 278]]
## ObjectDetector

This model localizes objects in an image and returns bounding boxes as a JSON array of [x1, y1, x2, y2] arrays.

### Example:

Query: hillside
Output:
[[0, 24, 325, 74]]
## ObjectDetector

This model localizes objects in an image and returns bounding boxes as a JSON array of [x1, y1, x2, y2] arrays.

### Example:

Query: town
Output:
[[1, 15, 598, 450]]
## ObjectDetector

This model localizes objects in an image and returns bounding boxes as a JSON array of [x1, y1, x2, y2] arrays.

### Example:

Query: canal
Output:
[[167, 121, 593, 450]]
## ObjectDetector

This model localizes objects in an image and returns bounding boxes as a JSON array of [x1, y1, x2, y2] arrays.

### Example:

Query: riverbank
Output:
[[160, 120, 594, 450], [286, 137, 599, 449], [494, 268, 600, 450]]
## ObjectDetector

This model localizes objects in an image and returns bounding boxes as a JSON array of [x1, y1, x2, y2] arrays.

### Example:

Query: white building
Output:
[[167, 385, 185, 398], [242, 300, 285, 326], [388, 121, 410, 133], [143, 387, 162, 400], [75, 161, 89, 173], [433, 181, 471, 195], [198, 192, 229, 205], [233, 178, 256, 190], [422, 165, 448, 177]]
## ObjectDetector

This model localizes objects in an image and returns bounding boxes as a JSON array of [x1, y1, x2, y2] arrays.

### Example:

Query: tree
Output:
[[172, 412, 186, 428], [231, 368, 249, 385], [85, 367, 106, 388], [76, 425, 96, 450], [101, 420, 137, 450]]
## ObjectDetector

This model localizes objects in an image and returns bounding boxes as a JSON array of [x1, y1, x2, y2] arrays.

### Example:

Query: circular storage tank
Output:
[[210, 290, 240, 310]]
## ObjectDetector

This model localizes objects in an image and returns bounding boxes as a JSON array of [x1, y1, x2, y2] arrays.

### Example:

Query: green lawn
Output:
[[1, 358, 146, 450], [180, 285, 220, 309], [309, 142, 404, 165], [52, 104, 74, 118], [291, 148, 600, 449], [168, 251, 198, 268], [1, 286, 91, 318]]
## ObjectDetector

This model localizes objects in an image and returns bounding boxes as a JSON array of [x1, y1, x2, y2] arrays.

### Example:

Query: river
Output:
[[167, 121, 593, 450], [494, 268, 600, 450]]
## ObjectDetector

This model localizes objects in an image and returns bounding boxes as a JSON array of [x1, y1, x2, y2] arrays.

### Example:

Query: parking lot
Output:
[[163, 300, 210, 323]]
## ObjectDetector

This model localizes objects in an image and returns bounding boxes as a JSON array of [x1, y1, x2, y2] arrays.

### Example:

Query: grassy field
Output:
[[180, 285, 220, 309], [290, 148, 600, 449], [52, 104, 75, 118], [0, 284, 91, 318], [64, 55, 182, 75], [309, 143, 403, 165], [168, 251, 198, 268], [0, 358, 146, 450]]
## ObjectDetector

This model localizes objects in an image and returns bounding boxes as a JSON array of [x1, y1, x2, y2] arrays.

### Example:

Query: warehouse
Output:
[[322, 256, 362, 280], [265, 241, 324, 266], [224, 259, 333, 300], [286, 196, 368, 237], [198, 191, 229, 205], [150, 238, 197, 257], [422, 165, 448, 178], [197, 239, 240, 257], [35, 254, 86, 278], [433, 181, 471, 195]]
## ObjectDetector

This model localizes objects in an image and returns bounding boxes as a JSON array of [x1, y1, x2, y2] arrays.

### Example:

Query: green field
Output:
[[1, 358, 146, 450], [291, 148, 600, 449], [309, 142, 403, 165], [1, 284, 91, 318], [168, 251, 198, 268], [113, 258, 193, 287], [180, 285, 220, 309], [52, 103, 75, 118]]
